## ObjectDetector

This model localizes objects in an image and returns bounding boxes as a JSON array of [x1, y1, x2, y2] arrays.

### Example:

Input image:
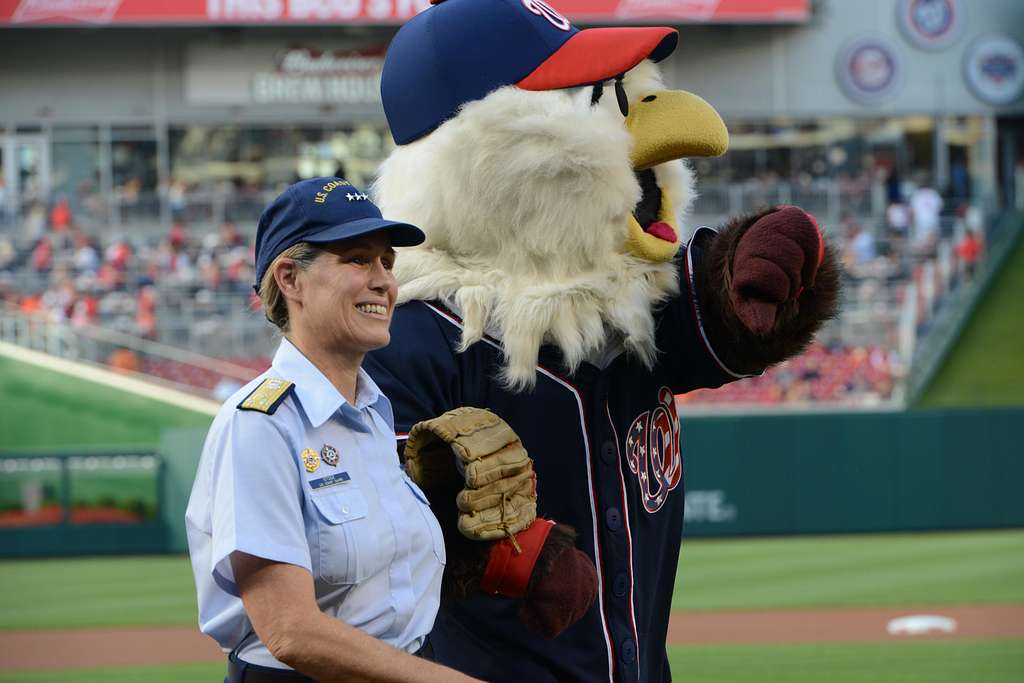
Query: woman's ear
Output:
[[273, 259, 302, 304]]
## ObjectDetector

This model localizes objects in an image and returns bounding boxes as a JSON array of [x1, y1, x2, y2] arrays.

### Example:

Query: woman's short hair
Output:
[[259, 242, 321, 331]]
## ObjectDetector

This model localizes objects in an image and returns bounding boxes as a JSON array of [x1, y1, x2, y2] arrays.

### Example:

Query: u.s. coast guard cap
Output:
[[382, 0, 678, 145], [253, 177, 425, 293]]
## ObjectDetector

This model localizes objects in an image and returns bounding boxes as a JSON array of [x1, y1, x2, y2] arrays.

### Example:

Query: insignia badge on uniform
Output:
[[321, 444, 339, 467], [237, 378, 295, 414], [301, 448, 320, 473]]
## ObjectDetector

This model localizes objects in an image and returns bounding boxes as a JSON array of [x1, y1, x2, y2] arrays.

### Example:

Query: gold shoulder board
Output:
[[237, 378, 295, 415]]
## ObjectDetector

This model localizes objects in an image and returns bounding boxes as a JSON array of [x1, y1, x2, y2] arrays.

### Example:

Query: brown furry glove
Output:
[[478, 520, 597, 639], [730, 206, 825, 335], [436, 517, 598, 639], [516, 524, 598, 638], [695, 205, 841, 375]]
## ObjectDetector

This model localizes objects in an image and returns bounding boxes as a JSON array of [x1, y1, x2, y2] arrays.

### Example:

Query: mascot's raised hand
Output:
[[696, 205, 840, 376], [403, 407, 597, 638]]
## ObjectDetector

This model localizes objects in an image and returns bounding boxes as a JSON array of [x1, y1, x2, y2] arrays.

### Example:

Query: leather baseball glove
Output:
[[404, 406, 537, 542], [404, 407, 597, 639]]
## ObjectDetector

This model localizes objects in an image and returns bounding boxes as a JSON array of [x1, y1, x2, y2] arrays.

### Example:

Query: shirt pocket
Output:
[[403, 475, 446, 566], [309, 486, 371, 585]]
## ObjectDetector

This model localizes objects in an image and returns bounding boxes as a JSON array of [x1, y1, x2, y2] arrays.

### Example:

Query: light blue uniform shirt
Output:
[[186, 338, 445, 669]]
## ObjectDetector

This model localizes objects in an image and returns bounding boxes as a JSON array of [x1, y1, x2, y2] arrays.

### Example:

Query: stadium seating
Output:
[[0, 191, 989, 408]]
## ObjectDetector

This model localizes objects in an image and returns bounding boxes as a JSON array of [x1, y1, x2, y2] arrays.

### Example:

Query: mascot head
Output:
[[375, 0, 729, 389]]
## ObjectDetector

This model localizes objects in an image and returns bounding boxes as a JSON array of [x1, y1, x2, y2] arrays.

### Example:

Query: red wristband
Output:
[[480, 519, 555, 599]]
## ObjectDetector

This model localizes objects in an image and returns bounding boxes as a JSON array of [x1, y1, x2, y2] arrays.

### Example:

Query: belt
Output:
[[227, 653, 314, 683], [227, 639, 433, 682]]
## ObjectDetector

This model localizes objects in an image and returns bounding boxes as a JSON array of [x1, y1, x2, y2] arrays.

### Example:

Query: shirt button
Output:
[[600, 440, 616, 465], [620, 638, 636, 664], [341, 506, 350, 514], [612, 573, 628, 598], [605, 507, 622, 531]]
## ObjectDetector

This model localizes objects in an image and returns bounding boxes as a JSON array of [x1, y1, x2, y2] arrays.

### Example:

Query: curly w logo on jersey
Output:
[[625, 387, 682, 513]]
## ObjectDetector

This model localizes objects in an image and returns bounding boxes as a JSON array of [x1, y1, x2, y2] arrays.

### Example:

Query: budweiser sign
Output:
[[277, 47, 385, 75]]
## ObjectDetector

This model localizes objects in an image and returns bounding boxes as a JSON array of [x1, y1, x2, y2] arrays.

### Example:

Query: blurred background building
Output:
[[1, 0, 1023, 409]]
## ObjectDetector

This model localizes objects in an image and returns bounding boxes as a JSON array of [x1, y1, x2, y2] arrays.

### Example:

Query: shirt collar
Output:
[[271, 338, 389, 428]]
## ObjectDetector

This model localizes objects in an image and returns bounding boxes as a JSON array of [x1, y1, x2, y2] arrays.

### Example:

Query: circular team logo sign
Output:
[[836, 37, 903, 105], [897, 0, 964, 51], [964, 34, 1024, 106]]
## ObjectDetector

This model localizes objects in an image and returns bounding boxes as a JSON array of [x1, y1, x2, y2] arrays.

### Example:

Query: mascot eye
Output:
[[590, 76, 629, 118], [614, 75, 629, 118]]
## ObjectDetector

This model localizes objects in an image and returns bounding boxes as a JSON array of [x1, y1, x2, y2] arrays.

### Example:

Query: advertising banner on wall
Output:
[[185, 43, 386, 107], [0, 0, 809, 26]]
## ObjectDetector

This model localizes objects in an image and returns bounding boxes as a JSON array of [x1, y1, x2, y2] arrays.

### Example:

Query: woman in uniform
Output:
[[185, 177, 482, 683]]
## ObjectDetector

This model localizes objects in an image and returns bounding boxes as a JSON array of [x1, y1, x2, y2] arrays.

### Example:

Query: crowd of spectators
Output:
[[679, 169, 988, 408], [0, 201, 260, 341], [0, 175, 991, 407], [836, 171, 987, 310], [679, 342, 899, 407]]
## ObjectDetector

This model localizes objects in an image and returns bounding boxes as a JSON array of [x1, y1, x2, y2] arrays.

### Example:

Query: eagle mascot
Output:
[[363, 0, 840, 681]]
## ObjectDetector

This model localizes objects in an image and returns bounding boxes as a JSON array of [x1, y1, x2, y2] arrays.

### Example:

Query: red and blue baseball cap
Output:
[[253, 177, 425, 293], [382, 0, 678, 145]]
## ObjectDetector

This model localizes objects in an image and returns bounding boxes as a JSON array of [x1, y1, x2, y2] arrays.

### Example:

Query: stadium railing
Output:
[[0, 304, 267, 399], [690, 177, 871, 224], [904, 210, 1023, 404]]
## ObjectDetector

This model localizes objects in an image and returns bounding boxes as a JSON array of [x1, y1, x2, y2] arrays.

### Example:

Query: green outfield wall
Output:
[[4, 408, 1021, 556], [160, 428, 209, 554], [678, 407, 1023, 537], [154, 408, 1022, 551]]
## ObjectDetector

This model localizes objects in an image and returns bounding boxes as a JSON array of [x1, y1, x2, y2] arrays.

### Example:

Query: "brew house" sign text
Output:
[[252, 46, 385, 104]]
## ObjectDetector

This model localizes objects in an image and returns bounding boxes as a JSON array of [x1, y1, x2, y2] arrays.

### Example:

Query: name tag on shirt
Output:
[[309, 472, 352, 491]]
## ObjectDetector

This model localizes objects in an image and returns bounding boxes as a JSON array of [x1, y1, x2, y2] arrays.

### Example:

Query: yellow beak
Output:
[[625, 90, 729, 169]]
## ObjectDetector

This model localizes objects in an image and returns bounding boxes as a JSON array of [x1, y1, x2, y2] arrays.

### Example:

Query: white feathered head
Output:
[[374, 0, 728, 390]]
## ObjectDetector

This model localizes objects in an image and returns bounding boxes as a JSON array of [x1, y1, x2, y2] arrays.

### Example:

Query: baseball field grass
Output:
[[1, 642, 1020, 683], [665, 640, 1024, 683], [0, 530, 1021, 681], [672, 528, 1024, 610], [2, 530, 1021, 631], [919, 229, 1024, 408], [0, 663, 225, 683]]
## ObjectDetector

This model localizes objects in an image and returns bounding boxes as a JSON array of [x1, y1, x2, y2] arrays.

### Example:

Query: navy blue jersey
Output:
[[364, 229, 747, 683]]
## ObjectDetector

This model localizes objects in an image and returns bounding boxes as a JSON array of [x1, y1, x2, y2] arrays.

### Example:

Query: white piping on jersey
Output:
[[422, 301, 616, 683], [685, 227, 760, 380], [606, 401, 641, 679]]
